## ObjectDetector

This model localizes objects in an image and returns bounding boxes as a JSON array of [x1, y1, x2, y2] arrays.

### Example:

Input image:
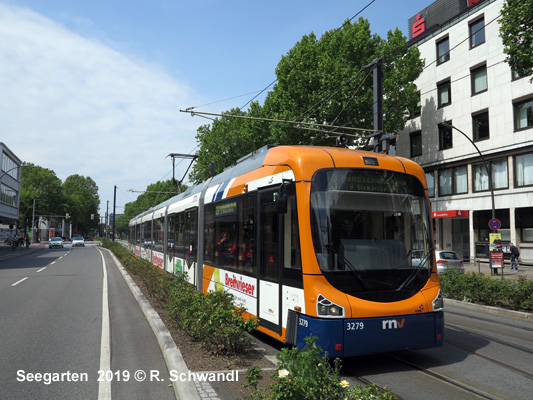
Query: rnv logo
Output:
[[382, 319, 405, 329]]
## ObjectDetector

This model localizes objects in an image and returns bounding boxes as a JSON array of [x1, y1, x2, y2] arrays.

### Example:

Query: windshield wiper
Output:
[[324, 244, 369, 291], [396, 248, 434, 291]]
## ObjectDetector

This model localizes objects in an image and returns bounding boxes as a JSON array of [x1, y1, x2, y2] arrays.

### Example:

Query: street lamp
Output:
[[440, 122, 496, 223]]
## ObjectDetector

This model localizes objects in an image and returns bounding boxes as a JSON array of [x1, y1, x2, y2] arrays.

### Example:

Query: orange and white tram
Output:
[[128, 145, 444, 357]]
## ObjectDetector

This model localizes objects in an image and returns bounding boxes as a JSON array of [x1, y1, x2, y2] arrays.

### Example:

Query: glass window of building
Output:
[[473, 158, 508, 192], [514, 98, 533, 131], [437, 80, 451, 108], [410, 130, 422, 157], [438, 122, 453, 150], [470, 17, 485, 48], [471, 64, 488, 95], [515, 153, 533, 187], [436, 37, 450, 65], [453, 166, 468, 194], [473, 111, 489, 141], [439, 169, 452, 196], [1, 154, 18, 180]]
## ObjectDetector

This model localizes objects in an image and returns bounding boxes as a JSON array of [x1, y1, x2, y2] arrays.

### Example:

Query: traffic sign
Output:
[[489, 218, 501, 230]]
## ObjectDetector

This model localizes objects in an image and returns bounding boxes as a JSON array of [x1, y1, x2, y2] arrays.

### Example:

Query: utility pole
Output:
[[112, 185, 116, 242], [373, 57, 383, 147], [106, 200, 109, 240], [363, 57, 389, 153]]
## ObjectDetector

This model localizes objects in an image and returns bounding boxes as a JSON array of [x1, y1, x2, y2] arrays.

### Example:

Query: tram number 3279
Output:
[[346, 322, 365, 330]]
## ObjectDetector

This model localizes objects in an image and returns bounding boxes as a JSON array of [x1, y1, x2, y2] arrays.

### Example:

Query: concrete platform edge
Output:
[[444, 298, 533, 320]]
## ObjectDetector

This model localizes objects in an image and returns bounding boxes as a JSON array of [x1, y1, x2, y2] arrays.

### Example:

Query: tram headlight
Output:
[[317, 294, 344, 317], [432, 290, 444, 311]]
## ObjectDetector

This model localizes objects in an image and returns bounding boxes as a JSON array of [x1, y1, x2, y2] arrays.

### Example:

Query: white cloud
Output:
[[0, 3, 204, 214]]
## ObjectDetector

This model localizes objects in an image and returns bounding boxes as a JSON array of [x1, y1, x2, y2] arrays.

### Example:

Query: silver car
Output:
[[72, 237, 85, 247], [49, 237, 64, 248], [435, 250, 464, 273]]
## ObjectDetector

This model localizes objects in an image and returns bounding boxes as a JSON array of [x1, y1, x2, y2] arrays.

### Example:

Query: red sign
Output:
[[490, 251, 504, 268], [412, 13, 425, 38], [432, 210, 469, 218], [468, 0, 481, 6], [489, 218, 501, 230]]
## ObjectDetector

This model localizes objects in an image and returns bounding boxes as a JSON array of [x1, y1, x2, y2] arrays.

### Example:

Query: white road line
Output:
[[51, 261, 56, 265], [37, 267, 47, 273], [12, 277, 28, 286], [97, 248, 111, 400]]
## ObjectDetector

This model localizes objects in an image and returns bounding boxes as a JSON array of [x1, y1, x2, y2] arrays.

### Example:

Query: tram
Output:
[[128, 145, 444, 357]]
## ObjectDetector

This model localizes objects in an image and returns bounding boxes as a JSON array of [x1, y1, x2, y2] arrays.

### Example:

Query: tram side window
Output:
[[142, 221, 152, 248], [175, 213, 186, 258], [204, 194, 256, 275], [153, 218, 163, 252], [136, 224, 141, 245]]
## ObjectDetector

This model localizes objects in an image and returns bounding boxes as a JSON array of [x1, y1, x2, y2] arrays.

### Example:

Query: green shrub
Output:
[[167, 273, 258, 354], [101, 240, 257, 354], [439, 270, 532, 312], [242, 335, 398, 400]]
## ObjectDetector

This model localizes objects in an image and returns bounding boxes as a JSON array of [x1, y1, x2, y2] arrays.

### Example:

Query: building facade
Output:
[[0, 142, 21, 235], [396, 0, 533, 261]]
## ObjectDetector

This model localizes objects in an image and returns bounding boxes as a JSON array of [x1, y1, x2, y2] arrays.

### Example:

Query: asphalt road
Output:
[[0, 244, 176, 400]]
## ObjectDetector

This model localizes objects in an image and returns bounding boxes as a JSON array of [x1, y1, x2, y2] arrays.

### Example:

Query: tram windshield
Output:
[[310, 168, 433, 301]]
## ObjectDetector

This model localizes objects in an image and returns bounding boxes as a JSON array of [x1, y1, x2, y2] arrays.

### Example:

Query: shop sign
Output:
[[432, 210, 469, 218]]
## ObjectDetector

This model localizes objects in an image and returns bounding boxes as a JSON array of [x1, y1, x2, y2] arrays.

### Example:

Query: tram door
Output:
[[258, 188, 283, 334]]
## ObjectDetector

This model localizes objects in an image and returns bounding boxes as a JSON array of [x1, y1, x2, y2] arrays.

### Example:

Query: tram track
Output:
[[445, 321, 533, 355], [382, 352, 502, 400], [341, 323, 533, 400]]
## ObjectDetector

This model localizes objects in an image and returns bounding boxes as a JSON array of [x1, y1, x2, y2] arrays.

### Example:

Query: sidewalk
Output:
[[464, 258, 533, 279], [0, 242, 45, 261]]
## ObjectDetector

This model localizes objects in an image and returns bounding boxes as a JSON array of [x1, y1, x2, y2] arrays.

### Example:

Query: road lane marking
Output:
[[37, 267, 46, 273], [51, 261, 56, 265], [12, 277, 28, 286], [97, 249, 111, 400]]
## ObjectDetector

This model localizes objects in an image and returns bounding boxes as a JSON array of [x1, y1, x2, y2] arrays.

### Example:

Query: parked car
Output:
[[72, 237, 85, 247], [49, 237, 64, 248], [411, 250, 426, 267], [435, 250, 464, 273]]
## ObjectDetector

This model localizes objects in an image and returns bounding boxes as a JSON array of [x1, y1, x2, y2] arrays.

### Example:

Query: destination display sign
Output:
[[325, 170, 422, 195], [215, 201, 237, 216]]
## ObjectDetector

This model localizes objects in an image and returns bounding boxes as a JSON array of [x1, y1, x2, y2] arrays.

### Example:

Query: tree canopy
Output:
[[189, 17, 423, 182], [499, 0, 533, 81], [18, 163, 65, 228], [18, 163, 100, 236], [62, 174, 100, 236]]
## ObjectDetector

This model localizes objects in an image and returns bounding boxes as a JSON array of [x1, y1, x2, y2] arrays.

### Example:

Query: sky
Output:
[[0, 0, 432, 217]]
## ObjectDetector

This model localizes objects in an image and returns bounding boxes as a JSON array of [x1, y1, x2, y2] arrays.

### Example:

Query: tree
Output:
[[190, 17, 424, 181], [18, 163, 65, 229], [499, 0, 533, 81], [264, 19, 423, 147], [62, 175, 100, 236], [190, 102, 270, 183]]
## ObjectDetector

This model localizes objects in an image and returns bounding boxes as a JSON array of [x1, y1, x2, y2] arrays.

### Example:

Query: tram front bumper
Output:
[[293, 311, 444, 358]]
